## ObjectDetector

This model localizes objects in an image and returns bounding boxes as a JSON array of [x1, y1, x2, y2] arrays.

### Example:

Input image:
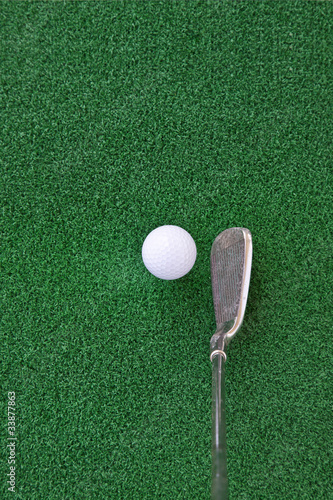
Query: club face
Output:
[[210, 228, 252, 345]]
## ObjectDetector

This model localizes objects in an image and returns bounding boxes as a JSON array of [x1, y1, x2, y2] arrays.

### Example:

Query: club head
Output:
[[210, 228, 252, 352]]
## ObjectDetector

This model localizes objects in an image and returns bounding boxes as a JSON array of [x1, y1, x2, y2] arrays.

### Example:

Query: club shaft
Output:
[[211, 353, 228, 500]]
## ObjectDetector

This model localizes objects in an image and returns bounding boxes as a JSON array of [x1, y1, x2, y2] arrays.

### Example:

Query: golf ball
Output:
[[142, 225, 197, 280]]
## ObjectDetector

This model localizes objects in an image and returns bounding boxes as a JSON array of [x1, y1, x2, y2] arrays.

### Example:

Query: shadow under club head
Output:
[[210, 228, 252, 351]]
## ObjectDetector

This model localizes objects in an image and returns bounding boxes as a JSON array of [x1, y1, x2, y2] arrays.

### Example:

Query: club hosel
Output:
[[210, 319, 235, 360], [210, 332, 225, 351], [210, 334, 227, 363]]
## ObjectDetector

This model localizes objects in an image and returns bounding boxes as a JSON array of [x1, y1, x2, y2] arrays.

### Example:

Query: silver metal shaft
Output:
[[211, 353, 228, 499]]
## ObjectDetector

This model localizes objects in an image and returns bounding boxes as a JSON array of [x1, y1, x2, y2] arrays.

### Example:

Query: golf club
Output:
[[210, 227, 252, 499]]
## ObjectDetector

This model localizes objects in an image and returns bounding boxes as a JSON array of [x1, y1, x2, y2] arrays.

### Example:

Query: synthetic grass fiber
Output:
[[1, 1, 332, 499]]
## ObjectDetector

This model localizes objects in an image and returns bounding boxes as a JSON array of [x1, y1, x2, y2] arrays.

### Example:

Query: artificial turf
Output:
[[1, 1, 332, 499]]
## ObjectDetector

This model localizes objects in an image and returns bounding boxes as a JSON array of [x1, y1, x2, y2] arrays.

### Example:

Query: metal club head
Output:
[[210, 228, 252, 351]]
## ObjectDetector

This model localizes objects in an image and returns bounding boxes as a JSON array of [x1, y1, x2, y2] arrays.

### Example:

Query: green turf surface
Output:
[[1, 1, 332, 499]]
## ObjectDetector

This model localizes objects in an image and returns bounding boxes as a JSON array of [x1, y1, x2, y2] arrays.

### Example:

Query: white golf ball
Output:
[[142, 225, 197, 280]]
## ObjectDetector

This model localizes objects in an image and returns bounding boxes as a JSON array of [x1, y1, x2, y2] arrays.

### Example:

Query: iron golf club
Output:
[[210, 228, 252, 499]]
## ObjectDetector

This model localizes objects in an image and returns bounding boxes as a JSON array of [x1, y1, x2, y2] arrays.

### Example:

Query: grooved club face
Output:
[[211, 228, 252, 344]]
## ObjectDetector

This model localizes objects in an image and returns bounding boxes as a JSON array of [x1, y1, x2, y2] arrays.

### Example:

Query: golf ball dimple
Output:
[[142, 225, 197, 280]]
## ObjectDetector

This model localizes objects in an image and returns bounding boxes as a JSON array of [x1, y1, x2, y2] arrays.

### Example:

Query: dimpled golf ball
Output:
[[142, 225, 197, 280]]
